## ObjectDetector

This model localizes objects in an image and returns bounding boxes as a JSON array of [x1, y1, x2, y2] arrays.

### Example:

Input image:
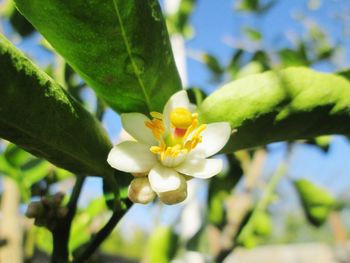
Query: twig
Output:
[[72, 199, 132, 263], [51, 175, 85, 263]]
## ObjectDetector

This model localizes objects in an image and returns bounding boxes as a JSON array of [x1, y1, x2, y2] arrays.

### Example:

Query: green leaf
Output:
[[0, 34, 113, 178], [294, 179, 336, 226], [199, 67, 350, 152], [148, 227, 178, 263], [243, 27, 262, 41], [14, 0, 182, 114]]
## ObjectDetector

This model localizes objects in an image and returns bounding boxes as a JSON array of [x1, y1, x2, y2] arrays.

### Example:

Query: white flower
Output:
[[107, 90, 231, 205]]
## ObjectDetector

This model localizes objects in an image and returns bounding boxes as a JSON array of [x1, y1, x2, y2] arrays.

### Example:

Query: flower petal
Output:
[[107, 141, 157, 173], [149, 163, 184, 193], [163, 90, 190, 131], [121, 113, 157, 145], [192, 122, 231, 157], [175, 157, 223, 179], [159, 181, 187, 205], [128, 177, 156, 204]]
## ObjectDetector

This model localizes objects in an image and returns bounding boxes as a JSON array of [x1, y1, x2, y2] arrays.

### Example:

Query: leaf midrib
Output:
[[112, 0, 152, 111]]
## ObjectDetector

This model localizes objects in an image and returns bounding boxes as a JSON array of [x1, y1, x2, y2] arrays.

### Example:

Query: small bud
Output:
[[159, 177, 187, 205], [128, 178, 156, 204], [25, 201, 44, 218]]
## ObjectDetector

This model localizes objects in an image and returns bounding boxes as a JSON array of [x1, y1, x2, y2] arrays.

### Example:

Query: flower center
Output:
[[145, 108, 206, 167]]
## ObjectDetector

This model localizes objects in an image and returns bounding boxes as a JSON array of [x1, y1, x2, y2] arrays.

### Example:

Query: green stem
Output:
[[51, 176, 85, 263], [237, 164, 286, 242], [72, 200, 131, 263], [215, 163, 286, 263]]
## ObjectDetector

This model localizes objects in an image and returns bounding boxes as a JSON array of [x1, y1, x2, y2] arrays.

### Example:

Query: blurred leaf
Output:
[[237, 211, 272, 248], [202, 53, 224, 76], [15, 0, 182, 114], [187, 87, 207, 106], [9, 5, 35, 37], [199, 67, 350, 152], [236, 0, 259, 12], [167, 0, 197, 38], [228, 49, 244, 78], [243, 27, 262, 41], [294, 179, 336, 226], [304, 135, 332, 153], [0, 34, 113, 178], [278, 48, 309, 67], [208, 154, 243, 227], [236, 0, 276, 14], [148, 227, 178, 263], [235, 61, 264, 79], [4, 143, 32, 167], [103, 171, 131, 210]]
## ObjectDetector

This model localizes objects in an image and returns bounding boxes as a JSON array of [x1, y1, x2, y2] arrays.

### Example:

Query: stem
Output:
[[73, 200, 131, 263], [215, 161, 286, 263], [51, 176, 85, 263], [237, 164, 286, 241]]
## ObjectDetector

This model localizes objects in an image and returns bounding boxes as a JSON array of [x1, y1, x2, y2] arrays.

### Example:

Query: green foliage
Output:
[[0, 35, 113, 178], [208, 155, 243, 227], [0, 144, 72, 201], [167, 0, 197, 38], [9, 6, 35, 36], [237, 211, 272, 248], [148, 226, 178, 263], [199, 67, 350, 152], [294, 179, 336, 226], [14, 0, 182, 114]]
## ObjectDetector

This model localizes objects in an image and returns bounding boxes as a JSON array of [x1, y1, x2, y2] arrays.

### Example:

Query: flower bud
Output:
[[159, 176, 187, 205], [128, 177, 156, 204], [25, 201, 44, 218]]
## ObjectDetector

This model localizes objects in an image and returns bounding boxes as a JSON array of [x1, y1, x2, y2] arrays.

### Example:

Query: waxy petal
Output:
[[175, 157, 223, 179], [159, 180, 187, 205], [107, 141, 157, 173], [163, 90, 190, 131], [121, 113, 157, 145], [191, 122, 231, 157], [128, 177, 156, 204], [149, 163, 184, 193]]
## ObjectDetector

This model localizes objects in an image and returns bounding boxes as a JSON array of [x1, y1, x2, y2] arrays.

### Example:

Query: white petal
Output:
[[107, 141, 157, 173], [128, 177, 156, 204], [149, 163, 183, 193], [121, 113, 157, 145], [192, 122, 231, 157], [159, 182, 187, 205], [163, 90, 190, 131], [175, 157, 223, 179]]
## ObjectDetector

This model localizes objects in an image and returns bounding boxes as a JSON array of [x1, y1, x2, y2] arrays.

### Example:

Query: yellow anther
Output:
[[145, 119, 165, 139], [184, 118, 198, 139], [170, 108, 193, 129], [184, 124, 207, 151], [150, 146, 162, 154], [150, 111, 163, 119]]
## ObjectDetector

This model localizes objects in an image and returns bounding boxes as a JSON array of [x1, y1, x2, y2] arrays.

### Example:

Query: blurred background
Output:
[[1, 0, 350, 262]]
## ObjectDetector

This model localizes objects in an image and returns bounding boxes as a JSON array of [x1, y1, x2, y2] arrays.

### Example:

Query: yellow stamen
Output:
[[184, 124, 207, 151], [170, 108, 193, 129], [145, 119, 165, 139], [150, 111, 163, 119], [184, 118, 198, 139]]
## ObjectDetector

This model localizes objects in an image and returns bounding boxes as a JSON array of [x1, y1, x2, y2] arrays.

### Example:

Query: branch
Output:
[[72, 199, 132, 263], [51, 176, 85, 263]]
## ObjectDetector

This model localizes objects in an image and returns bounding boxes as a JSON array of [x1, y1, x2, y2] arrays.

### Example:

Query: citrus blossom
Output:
[[107, 90, 231, 205]]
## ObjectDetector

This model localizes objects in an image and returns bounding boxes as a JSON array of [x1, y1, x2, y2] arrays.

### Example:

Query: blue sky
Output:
[[2, 0, 350, 232]]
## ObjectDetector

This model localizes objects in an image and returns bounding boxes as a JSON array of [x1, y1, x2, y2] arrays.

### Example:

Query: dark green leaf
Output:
[[14, 0, 182, 114], [0, 34, 113, 178], [199, 67, 350, 152]]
